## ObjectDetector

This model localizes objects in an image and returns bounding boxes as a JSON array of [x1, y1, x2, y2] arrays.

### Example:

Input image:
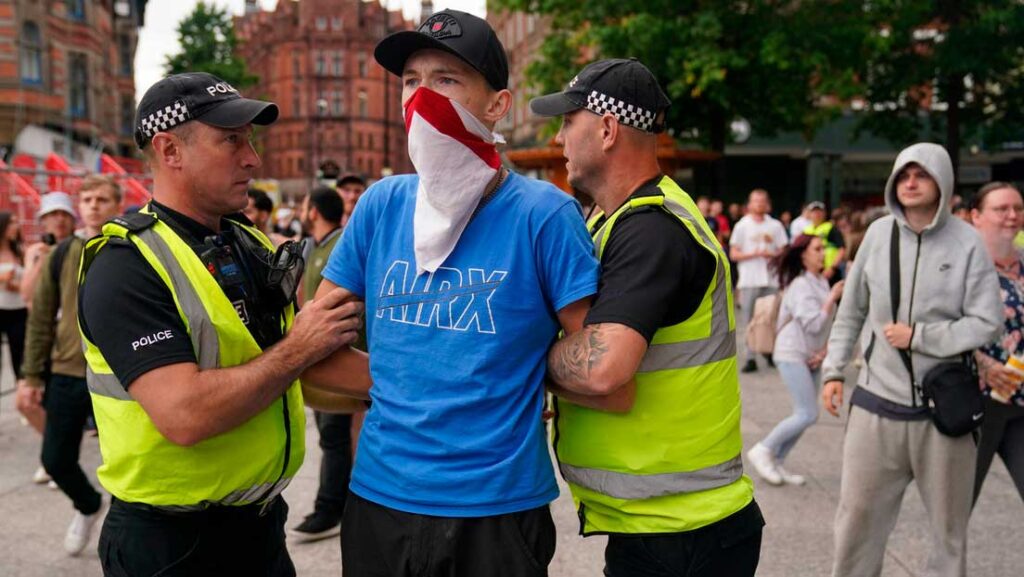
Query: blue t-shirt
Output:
[[322, 172, 599, 516]]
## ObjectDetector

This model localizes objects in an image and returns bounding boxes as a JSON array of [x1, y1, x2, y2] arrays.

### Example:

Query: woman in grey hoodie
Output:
[[820, 143, 1003, 577]]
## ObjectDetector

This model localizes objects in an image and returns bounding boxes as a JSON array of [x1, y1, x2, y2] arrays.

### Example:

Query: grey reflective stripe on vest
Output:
[[560, 455, 744, 499], [85, 227, 220, 400], [595, 194, 736, 373], [135, 227, 221, 369], [86, 371, 132, 401], [144, 477, 294, 513]]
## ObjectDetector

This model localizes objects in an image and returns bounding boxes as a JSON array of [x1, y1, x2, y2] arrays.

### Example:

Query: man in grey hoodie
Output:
[[821, 142, 1002, 577]]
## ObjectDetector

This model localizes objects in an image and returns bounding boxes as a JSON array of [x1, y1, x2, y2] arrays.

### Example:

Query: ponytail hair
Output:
[[771, 234, 815, 289]]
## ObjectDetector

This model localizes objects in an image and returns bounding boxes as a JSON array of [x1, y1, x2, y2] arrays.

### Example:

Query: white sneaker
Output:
[[776, 464, 806, 486], [746, 443, 782, 485], [32, 466, 51, 484], [64, 501, 105, 556]]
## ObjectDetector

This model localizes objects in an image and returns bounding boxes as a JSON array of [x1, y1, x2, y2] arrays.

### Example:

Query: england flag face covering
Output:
[[404, 86, 505, 274]]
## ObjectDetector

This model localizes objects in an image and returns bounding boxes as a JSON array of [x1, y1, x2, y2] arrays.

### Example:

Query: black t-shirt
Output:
[[584, 178, 717, 342], [79, 201, 285, 389]]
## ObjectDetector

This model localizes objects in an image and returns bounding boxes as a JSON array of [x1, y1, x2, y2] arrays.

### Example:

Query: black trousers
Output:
[[99, 496, 295, 577], [314, 410, 353, 520], [974, 397, 1024, 503], [603, 500, 765, 577], [42, 374, 102, 515], [341, 492, 556, 577], [0, 307, 25, 379]]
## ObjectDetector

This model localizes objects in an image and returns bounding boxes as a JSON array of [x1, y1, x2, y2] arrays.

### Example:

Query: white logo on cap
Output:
[[568, 76, 579, 88], [205, 82, 239, 97]]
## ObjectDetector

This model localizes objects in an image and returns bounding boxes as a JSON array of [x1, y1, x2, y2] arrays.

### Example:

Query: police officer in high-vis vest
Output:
[[78, 73, 366, 576], [803, 200, 846, 282], [531, 59, 765, 576]]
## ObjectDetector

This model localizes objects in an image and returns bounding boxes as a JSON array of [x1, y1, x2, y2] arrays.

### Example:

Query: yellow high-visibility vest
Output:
[[555, 176, 753, 534], [79, 209, 305, 509]]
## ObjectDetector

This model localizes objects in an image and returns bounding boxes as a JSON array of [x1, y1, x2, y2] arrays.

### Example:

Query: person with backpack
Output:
[[747, 234, 843, 485], [15, 175, 123, 555]]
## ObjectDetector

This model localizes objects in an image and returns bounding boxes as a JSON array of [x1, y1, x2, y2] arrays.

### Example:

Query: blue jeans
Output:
[[760, 361, 820, 462]]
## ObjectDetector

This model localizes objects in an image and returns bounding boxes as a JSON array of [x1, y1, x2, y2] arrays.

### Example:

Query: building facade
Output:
[[235, 0, 413, 196], [487, 8, 550, 148], [0, 0, 145, 163]]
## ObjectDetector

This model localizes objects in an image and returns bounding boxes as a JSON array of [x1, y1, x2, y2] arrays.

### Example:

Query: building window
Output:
[[316, 91, 327, 116], [121, 94, 134, 135], [292, 89, 302, 117], [315, 50, 325, 75], [358, 91, 368, 118], [292, 51, 302, 78], [331, 17, 343, 30], [332, 51, 344, 76], [332, 90, 344, 116], [68, 53, 89, 119], [20, 22, 42, 85], [368, 133, 374, 151], [358, 52, 367, 78], [315, 16, 327, 31], [118, 34, 133, 76], [67, 0, 85, 21]]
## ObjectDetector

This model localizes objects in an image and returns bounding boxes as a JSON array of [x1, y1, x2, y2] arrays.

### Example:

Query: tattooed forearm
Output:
[[548, 324, 611, 392]]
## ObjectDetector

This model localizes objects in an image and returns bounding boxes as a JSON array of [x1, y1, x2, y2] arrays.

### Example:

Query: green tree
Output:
[[164, 1, 257, 88], [490, 1, 867, 194], [856, 0, 1024, 182]]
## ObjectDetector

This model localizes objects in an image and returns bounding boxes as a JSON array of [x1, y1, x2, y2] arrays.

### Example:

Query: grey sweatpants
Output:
[[738, 286, 777, 362], [832, 406, 976, 577]]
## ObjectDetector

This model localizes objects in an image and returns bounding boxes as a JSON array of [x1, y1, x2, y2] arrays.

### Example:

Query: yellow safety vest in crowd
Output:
[[79, 209, 305, 509], [554, 176, 753, 535], [804, 221, 840, 270]]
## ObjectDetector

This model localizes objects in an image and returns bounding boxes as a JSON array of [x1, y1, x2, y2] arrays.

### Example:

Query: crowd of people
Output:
[[2, 7, 1022, 577]]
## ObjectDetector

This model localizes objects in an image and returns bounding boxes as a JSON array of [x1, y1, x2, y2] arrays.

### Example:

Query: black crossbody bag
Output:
[[890, 222, 984, 437]]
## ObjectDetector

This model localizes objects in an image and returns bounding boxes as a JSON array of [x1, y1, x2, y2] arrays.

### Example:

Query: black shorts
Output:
[[341, 492, 556, 577]]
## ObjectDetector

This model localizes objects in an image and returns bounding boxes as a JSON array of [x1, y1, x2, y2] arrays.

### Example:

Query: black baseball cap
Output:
[[374, 9, 508, 91], [134, 72, 279, 149], [530, 58, 671, 133]]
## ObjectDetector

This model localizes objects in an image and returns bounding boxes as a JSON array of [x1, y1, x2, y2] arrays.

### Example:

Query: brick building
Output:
[[0, 0, 145, 163], [487, 8, 550, 148], [235, 0, 414, 196]]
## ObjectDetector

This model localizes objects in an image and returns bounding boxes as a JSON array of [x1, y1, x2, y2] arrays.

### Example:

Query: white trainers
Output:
[[32, 466, 51, 484], [746, 443, 782, 485], [776, 464, 806, 486], [64, 501, 105, 556]]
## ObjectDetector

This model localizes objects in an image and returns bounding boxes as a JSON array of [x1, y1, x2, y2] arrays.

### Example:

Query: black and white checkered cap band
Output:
[[586, 91, 656, 132], [138, 101, 191, 140]]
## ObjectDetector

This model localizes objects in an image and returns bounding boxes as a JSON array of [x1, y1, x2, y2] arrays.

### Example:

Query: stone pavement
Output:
[[0, 356, 1021, 576]]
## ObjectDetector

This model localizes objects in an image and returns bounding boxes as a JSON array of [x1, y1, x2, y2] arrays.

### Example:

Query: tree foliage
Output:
[[165, 1, 257, 88], [491, 1, 867, 153], [856, 0, 1024, 175]]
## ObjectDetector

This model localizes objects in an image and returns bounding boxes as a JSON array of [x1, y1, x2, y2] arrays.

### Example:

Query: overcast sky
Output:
[[135, 0, 486, 99]]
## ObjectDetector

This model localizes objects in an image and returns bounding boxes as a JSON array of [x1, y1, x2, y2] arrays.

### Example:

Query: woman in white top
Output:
[[0, 211, 26, 383], [747, 234, 844, 485]]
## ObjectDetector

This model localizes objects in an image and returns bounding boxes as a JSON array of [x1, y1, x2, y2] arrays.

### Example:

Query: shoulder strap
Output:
[[889, 221, 901, 323], [104, 211, 158, 238], [890, 221, 917, 403], [48, 236, 74, 290]]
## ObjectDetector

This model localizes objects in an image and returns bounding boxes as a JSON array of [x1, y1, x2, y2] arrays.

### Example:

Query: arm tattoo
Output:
[[549, 325, 610, 387]]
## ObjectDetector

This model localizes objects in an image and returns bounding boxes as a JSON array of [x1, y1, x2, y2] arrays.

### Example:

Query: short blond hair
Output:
[[80, 174, 122, 203]]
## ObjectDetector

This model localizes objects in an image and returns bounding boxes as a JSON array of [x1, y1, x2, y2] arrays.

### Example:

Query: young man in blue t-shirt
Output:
[[299, 10, 603, 577]]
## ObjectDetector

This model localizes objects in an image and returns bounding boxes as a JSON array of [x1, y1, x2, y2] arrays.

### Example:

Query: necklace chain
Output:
[[470, 167, 507, 221]]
